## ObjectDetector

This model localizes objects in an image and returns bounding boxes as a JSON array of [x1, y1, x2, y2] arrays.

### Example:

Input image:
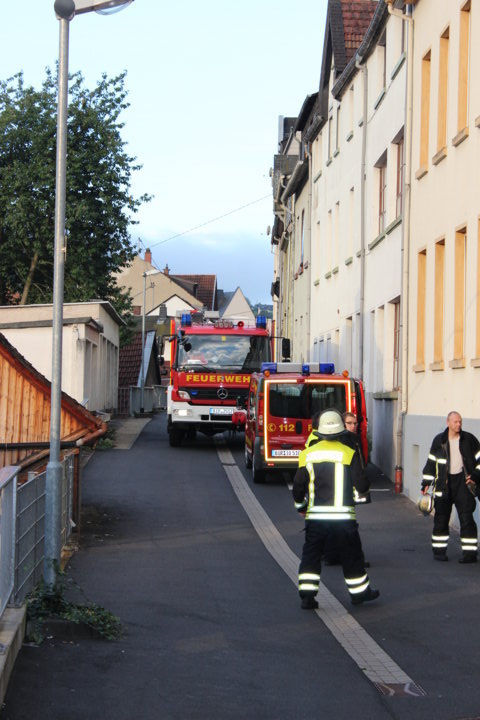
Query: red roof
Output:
[[341, 0, 378, 63], [118, 333, 143, 387], [170, 274, 217, 310]]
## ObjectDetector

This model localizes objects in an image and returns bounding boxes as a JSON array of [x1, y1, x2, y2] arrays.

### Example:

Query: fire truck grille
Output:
[[180, 387, 249, 404]]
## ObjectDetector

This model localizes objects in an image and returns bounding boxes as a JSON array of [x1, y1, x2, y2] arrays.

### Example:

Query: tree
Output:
[[0, 69, 150, 328]]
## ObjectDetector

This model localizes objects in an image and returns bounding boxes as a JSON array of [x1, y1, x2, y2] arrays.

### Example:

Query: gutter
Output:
[[1, 422, 108, 451], [385, 1, 415, 470], [355, 53, 368, 379]]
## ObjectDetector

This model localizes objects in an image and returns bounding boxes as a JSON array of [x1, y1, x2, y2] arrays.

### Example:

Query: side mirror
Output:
[[184, 341, 192, 352], [158, 356, 165, 366], [281, 338, 291, 361]]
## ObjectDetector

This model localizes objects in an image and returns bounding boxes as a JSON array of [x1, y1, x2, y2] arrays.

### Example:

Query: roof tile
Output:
[[340, 0, 378, 63]]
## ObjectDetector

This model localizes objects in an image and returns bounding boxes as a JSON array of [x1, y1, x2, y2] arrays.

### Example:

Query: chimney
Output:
[[144, 248, 152, 264], [164, 264, 170, 275]]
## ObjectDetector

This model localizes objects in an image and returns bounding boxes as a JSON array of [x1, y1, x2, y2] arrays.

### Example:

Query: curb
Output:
[[0, 606, 26, 707]]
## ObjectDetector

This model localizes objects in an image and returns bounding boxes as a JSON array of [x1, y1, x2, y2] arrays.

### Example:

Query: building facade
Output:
[[403, 0, 480, 499]]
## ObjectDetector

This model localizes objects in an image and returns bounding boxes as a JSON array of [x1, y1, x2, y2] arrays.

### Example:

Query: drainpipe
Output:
[[355, 55, 368, 379], [305, 145, 313, 361], [386, 1, 414, 480]]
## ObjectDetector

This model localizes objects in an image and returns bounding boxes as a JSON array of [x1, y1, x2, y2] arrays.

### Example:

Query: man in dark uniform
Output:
[[422, 410, 480, 563], [292, 409, 379, 609]]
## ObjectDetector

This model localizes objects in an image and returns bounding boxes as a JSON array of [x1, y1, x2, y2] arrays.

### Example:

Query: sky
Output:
[[1, 1, 328, 305]]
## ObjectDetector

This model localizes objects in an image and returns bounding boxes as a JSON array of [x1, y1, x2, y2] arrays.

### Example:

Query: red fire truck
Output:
[[244, 361, 368, 483], [164, 311, 272, 446]]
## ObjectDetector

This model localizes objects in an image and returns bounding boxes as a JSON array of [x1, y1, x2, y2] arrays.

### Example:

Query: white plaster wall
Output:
[[407, 0, 480, 422], [0, 302, 121, 411]]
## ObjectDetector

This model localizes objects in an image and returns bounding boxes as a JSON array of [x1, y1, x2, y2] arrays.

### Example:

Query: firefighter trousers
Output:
[[298, 520, 370, 601], [432, 472, 478, 557]]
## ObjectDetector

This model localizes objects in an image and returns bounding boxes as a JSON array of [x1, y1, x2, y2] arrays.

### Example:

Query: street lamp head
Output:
[[54, 0, 75, 20], [73, 0, 134, 15]]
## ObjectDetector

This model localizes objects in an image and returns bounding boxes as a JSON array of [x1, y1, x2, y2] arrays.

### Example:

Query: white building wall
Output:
[[0, 302, 122, 412], [403, 0, 480, 503], [310, 9, 406, 478]]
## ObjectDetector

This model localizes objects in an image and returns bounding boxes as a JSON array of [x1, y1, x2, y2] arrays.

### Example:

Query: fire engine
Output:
[[244, 361, 368, 483], [164, 311, 272, 446]]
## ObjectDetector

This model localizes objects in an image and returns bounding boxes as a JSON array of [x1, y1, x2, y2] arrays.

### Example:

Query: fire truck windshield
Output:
[[177, 335, 270, 372]]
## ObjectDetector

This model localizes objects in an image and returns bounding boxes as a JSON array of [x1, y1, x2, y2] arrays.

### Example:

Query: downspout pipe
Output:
[[305, 145, 313, 362], [1, 423, 108, 450], [386, 0, 414, 474], [355, 54, 368, 379]]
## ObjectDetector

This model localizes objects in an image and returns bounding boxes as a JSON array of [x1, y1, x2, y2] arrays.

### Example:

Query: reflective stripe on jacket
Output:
[[422, 428, 480, 495], [292, 438, 367, 521]]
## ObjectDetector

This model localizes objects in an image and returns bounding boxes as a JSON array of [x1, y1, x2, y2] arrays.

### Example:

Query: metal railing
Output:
[[118, 385, 167, 415], [0, 454, 76, 618], [12, 454, 75, 606], [0, 467, 18, 619]]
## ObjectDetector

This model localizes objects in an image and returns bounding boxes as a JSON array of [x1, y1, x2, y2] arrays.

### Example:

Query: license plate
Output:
[[271, 449, 300, 457], [210, 407, 235, 416]]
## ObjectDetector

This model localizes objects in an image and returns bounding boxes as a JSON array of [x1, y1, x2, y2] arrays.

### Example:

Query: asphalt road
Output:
[[2, 413, 480, 720]]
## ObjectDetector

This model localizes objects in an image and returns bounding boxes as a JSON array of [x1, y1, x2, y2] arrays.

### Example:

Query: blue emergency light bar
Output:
[[181, 313, 192, 326], [256, 315, 267, 329], [261, 362, 336, 375]]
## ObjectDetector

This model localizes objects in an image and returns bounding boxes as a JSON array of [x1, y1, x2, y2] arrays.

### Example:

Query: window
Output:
[[300, 209, 305, 266], [335, 105, 341, 153], [348, 85, 354, 136], [348, 187, 354, 257], [433, 240, 445, 365], [416, 250, 427, 367], [334, 201, 340, 267], [453, 228, 466, 361], [457, 2, 470, 136], [378, 32, 387, 93], [476, 219, 480, 359], [327, 209, 332, 269], [328, 115, 333, 159], [396, 136, 404, 218], [401, 19, 407, 55], [392, 298, 401, 389], [437, 27, 449, 154], [418, 50, 431, 174], [376, 151, 387, 234]]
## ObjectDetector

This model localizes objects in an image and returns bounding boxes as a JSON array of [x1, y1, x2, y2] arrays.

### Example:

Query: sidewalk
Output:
[[0, 416, 150, 708]]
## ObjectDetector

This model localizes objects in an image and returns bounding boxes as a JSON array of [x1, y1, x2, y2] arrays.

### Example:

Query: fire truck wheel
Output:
[[252, 457, 266, 484], [244, 445, 252, 469], [168, 427, 184, 447]]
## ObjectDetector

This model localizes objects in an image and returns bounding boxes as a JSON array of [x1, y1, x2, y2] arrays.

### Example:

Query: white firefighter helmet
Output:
[[315, 409, 345, 438], [417, 493, 434, 516]]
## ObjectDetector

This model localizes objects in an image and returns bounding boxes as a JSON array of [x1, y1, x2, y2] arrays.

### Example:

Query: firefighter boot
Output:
[[433, 550, 448, 562], [301, 596, 319, 610], [351, 587, 380, 605], [458, 553, 477, 564]]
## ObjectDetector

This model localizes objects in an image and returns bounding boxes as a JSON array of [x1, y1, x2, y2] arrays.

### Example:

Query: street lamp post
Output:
[[45, 0, 134, 588], [140, 270, 157, 414]]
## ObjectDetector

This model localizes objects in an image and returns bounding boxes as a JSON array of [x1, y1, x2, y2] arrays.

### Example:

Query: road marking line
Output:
[[216, 445, 423, 694]]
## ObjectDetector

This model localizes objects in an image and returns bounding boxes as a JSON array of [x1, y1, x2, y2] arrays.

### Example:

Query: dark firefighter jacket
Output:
[[422, 428, 480, 495], [292, 434, 368, 521]]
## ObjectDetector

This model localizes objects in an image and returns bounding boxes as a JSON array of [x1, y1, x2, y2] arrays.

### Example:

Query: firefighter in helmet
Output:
[[292, 409, 379, 609]]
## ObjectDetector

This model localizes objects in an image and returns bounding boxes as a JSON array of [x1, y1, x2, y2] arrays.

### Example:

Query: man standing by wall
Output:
[[292, 409, 379, 609], [422, 411, 480, 563]]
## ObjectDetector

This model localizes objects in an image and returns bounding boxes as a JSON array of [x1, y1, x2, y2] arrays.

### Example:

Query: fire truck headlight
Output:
[[174, 408, 193, 418], [178, 390, 191, 400]]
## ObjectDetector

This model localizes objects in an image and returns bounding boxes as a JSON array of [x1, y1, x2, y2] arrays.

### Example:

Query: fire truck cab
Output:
[[165, 311, 272, 446], [244, 361, 368, 483]]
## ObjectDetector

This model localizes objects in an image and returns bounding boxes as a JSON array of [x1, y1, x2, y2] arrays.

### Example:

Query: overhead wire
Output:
[[145, 194, 271, 249]]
